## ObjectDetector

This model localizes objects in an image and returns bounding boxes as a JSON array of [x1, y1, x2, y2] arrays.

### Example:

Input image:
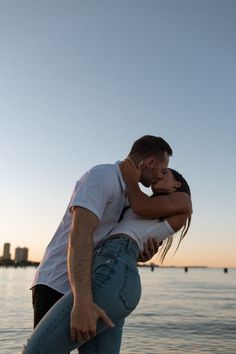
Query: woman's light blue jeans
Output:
[[22, 236, 141, 354]]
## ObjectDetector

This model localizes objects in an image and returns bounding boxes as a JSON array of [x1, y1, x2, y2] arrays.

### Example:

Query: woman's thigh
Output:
[[79, 319, 125, 354]]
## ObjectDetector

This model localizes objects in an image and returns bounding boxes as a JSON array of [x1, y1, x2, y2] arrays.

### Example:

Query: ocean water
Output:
[[0, 267, 235, 354]]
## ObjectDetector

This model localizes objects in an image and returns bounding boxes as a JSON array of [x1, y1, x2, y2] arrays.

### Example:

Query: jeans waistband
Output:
[[97, 235, 139, 263]]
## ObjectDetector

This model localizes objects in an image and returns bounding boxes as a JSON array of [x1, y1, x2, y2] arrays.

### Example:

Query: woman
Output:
[[119, 158, 192, 262], [22, 164, 192, 354]]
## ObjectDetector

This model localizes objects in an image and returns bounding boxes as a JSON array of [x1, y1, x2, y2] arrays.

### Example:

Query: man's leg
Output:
[[32, 284, 64, 328], [32, 285, 74, 354]]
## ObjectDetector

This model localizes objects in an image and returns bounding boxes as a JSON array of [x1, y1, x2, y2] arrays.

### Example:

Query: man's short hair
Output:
[[129, 135, 173, 159]]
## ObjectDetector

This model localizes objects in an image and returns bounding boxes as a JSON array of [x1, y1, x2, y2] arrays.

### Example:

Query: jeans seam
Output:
[[118, 264, 131, 310]]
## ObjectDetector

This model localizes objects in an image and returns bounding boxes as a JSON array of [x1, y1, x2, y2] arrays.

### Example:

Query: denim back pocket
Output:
[[119, 265, 141, 311]]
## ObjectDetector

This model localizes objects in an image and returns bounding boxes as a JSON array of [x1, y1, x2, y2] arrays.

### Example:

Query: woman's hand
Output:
[[119, 158, 142, 185], [138, 239, 163, 262]]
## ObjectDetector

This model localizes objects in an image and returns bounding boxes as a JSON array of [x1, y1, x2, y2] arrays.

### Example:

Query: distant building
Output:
[[15, 247, 28, 263], [2, 243, 11, 260]]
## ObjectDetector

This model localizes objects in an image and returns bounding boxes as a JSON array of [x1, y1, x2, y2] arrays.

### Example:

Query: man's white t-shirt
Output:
[[32, 162, 127, 294]]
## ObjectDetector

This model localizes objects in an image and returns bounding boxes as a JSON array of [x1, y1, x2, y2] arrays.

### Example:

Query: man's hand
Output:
[[138, 238, 163, 262], [70, 301, 114, 342]]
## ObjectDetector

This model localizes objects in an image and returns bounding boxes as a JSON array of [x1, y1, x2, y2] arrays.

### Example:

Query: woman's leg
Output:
[[22, 238, 141, 354], [79, 319, 125, 354]]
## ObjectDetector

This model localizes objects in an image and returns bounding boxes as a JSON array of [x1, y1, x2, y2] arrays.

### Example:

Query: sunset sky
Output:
[[0, 0, 235, 267]]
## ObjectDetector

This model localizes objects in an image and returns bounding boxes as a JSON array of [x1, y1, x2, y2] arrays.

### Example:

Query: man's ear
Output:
[[143, 157, 155, 168]]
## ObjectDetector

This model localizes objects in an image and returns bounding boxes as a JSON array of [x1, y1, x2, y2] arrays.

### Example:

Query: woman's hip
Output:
[[92, 237, 141, 315]]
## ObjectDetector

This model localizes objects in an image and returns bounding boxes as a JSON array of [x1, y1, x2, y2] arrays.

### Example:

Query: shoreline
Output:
[[0, 263, 234, 270]]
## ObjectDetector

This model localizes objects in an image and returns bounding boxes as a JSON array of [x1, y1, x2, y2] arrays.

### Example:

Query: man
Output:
[[31, 135, 172, 340]]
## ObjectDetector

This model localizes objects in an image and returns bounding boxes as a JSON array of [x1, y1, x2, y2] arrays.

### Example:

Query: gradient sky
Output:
[[0, 0, 235, 267]]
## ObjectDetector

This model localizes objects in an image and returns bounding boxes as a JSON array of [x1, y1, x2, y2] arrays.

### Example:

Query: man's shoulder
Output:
[[76, 162, 120, 184], [89, 162, 118, 174]]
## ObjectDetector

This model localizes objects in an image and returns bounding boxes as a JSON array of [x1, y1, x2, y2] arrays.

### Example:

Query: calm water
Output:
[[0, 267, 235, 354]]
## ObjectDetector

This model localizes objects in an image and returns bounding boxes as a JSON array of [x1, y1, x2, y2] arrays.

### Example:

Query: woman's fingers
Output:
[[146, 237, 159, 256], [120, 158, 141, 184], [139, 238, 162, 262]]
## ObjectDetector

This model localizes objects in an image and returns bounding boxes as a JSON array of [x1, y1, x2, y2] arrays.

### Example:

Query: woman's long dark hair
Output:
[[159, 168, 192, 263]]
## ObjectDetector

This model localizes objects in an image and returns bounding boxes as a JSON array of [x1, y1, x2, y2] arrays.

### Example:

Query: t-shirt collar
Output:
[[115, 161, 126, 192]]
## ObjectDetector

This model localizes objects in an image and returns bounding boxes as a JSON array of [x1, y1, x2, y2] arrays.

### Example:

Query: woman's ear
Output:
[[175, 181, 182, 189]]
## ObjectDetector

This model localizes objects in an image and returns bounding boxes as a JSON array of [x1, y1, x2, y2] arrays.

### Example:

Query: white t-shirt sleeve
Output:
[[69, 167, 114, 220], [152, 219, 175, 242]]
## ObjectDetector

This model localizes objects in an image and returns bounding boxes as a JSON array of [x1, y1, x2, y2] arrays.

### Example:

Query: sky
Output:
[[0, 0, 235, 267]]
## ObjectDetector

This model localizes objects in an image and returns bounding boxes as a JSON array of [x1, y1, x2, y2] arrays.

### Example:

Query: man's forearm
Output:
[[68, 229, 94, 304], [67, 207, 99, 303], [67, 208, 108, 341]]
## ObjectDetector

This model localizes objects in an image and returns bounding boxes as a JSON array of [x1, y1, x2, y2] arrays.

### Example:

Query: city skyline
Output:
[[1, 1, 236, 268], [0, 241, 233, 269], [0, 242, 29, 263]]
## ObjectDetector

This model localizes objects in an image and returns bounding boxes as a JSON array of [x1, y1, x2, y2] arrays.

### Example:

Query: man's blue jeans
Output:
[[23, 237, 141, 354]]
